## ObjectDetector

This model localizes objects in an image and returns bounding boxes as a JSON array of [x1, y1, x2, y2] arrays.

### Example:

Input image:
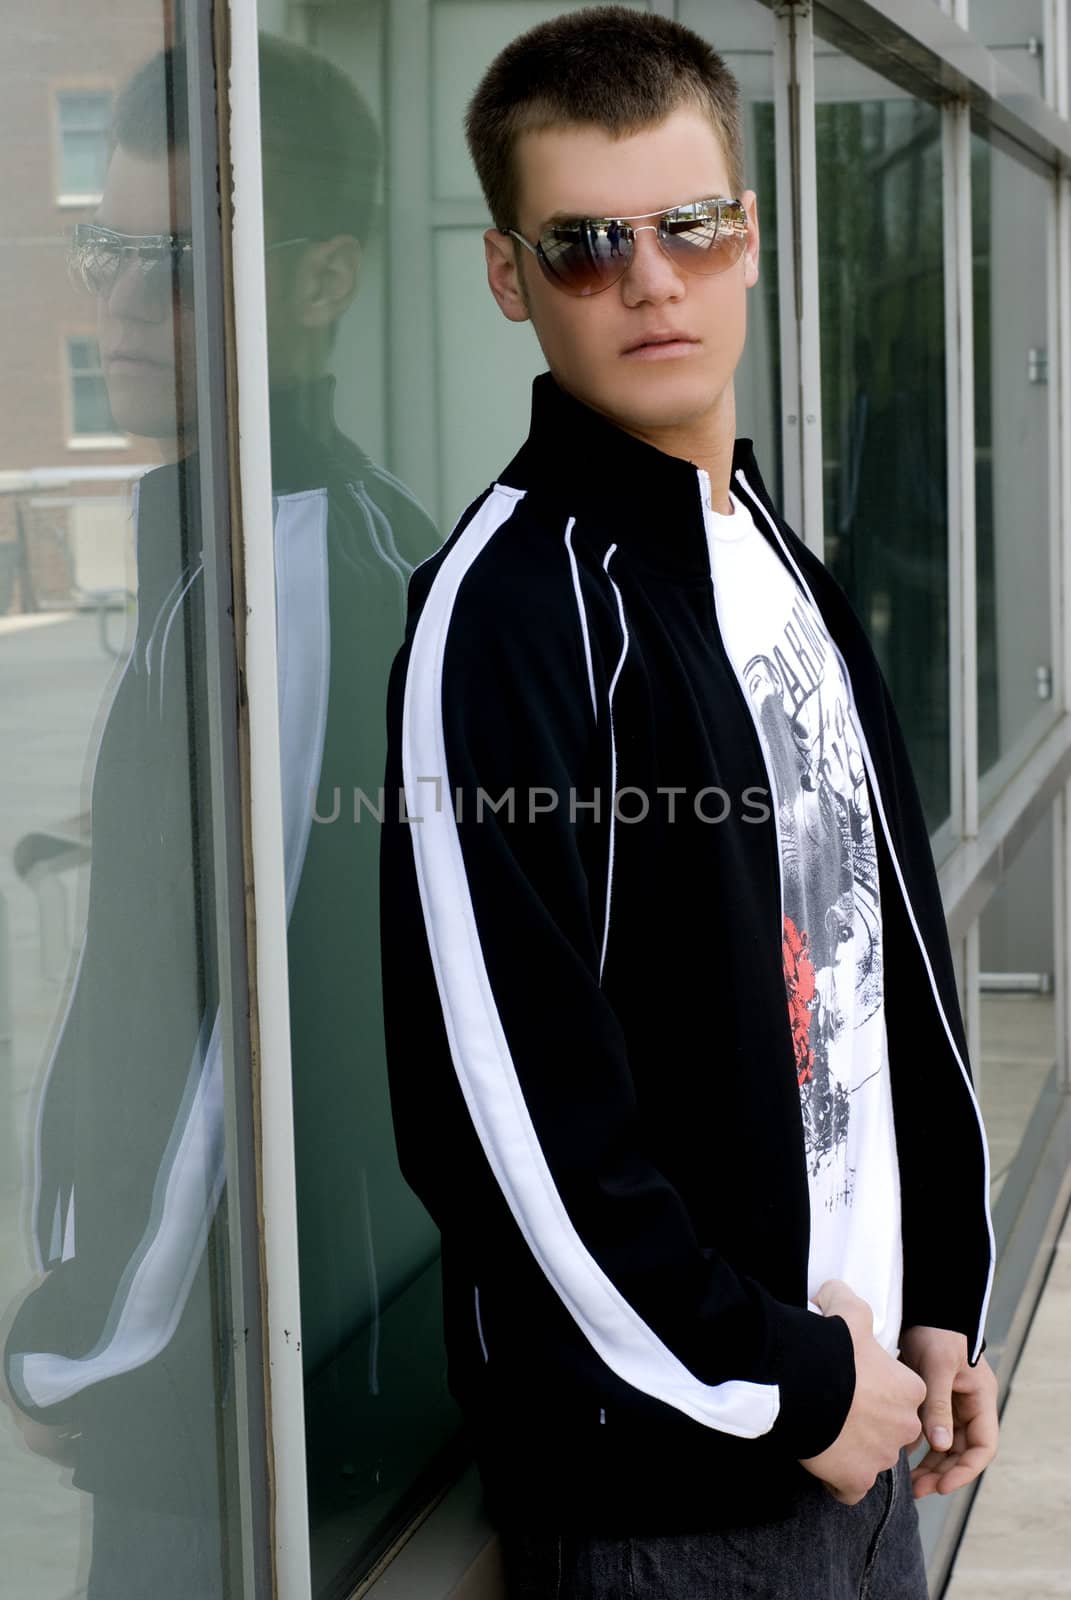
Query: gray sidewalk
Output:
[[943, 1204, 1071, 1599]]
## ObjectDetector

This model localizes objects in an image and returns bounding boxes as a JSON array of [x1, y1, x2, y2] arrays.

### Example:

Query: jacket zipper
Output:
[[731, 465, 996, 1362], [697, 466, 786, 949]]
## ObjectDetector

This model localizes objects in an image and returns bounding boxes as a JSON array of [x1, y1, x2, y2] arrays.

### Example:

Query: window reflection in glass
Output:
[[973, 138, 1054, 793], [57, 90, 113, 201], [67, 335, 120, 437], [977, 807, 1057, 1210], [1, 23, 249, 1600], [815, 51, 950, 834]]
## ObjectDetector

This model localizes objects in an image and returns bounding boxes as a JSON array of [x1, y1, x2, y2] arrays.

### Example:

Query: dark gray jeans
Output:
[[501, 1447, 929, 1599]]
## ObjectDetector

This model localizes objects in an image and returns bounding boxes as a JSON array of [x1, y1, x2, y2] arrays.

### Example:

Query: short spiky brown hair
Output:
[[465, 5, 745, 233]]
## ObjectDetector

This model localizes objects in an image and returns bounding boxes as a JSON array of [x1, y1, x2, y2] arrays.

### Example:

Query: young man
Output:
[[380, 8, 998, 1596]]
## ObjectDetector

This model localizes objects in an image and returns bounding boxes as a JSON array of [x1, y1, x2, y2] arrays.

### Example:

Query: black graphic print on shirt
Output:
[[740, 594, 883, 1210]]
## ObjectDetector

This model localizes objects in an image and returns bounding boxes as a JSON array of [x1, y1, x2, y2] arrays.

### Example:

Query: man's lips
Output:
[[103, 351, 169, 370], [621, 332, 701, 356]]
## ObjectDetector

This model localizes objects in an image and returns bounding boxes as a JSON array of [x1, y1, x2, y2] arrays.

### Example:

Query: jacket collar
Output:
[[501, 370, 778, 580], [269, 374, 373, 494]]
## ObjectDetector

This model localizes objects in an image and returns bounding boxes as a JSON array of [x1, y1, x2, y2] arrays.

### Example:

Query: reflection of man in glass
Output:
[[1, 34, 439, 1599]]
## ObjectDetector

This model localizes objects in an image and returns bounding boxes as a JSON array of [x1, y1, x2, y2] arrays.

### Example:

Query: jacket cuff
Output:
[[900, 1305, 983, 1360], [766, 1304, 856, 1460]]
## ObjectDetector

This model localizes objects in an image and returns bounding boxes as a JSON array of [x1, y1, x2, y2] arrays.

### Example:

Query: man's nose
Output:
[[619, 225, 685, 307]]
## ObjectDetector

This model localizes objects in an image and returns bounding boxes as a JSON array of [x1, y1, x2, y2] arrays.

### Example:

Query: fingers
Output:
[[812, 1279, 846, 1313], [911, 1446, 988, 1498], [911, 1383, 999, 1499], [918, 1389, 955, 1453]]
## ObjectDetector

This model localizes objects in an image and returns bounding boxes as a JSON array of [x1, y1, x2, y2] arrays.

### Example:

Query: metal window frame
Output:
[[225, 0, 314, 1595], [773, 2, 826, 554], [944, 96, 976, 842], [184, 0, 275, 1593]]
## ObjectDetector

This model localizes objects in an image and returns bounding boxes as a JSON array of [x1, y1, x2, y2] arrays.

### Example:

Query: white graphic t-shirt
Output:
[[705, 484, 904, 1354]]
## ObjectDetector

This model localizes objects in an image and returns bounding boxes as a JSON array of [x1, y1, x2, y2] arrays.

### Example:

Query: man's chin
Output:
[[106, 378, 187, 444], [583, 369, 724, 438]]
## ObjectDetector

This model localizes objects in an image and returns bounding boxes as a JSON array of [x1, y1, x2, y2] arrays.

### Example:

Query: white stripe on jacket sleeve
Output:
[[401, 484, 781, 1438]]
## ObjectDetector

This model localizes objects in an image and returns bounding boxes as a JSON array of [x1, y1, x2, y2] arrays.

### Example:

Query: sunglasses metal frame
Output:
[[68, 223, 196, 298], [68, 224, 313, 299], [508, 194, 749, 297]]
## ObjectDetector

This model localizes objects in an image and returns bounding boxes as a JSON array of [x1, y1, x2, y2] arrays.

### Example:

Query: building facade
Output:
[[0, 0, 1069, 1596]]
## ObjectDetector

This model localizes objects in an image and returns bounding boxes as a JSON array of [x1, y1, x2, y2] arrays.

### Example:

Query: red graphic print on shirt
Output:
[[783, 915, 816, 1086]]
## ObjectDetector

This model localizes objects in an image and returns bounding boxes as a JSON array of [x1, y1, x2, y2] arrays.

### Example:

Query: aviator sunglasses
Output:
[[508, 195, 749, 298], [68, 223, 310, 301], [68, 223, 198, 301]]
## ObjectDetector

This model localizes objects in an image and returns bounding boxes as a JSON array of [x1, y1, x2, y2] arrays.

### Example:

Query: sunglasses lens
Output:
[[537, 219, 630, 297], [68, 235, 114, 296], [661, 200, 749, 275], [68, 230, 194, 303], [530, 200, 748, 295]]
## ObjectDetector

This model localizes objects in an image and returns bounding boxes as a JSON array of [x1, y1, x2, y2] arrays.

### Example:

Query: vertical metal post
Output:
[[772, 8, 802, 534], [773, 2, 824, 556], [185, 0, 274, 1592], [1046, 172, 1063, 721], [942, 100, 978, 841], [1054, 787, 1071, 1091], [227, 0, 313, 1594], [942, 104, 964, 845], [386, 0, 438, 520], [1051, 1, 1071, 1098]]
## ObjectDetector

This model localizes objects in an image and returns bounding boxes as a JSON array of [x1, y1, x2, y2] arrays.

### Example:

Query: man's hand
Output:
[[10, 1415, 80, 1466], [0, 1274, 43, 1419], [899, 1325, 998, 1499], [799, 1279, 927, 1505], [0, 1274, 79, 1466]]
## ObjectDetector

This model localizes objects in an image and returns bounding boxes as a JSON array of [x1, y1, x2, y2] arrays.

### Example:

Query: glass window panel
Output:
[[431, 0, 648, 204], [977, 807, 1057, 1210], [57, 90, 112, 196], [67, 335, 118, 434], [677, 0, 781, 500], [968, 0, 1047, 100], [814, 46, 950, 835], [256, 18, 459, 1594], [973, 137, 1055, 796], [67, 334, 97, 370], [2, 21, 255, 1600], [258, 2, 781, 1591]]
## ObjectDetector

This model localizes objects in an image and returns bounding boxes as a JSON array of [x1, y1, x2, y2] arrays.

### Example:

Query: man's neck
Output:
[[616, 380, 737, 514]]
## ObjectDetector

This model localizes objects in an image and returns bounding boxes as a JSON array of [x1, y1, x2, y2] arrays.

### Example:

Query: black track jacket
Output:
[[380, 371, 995, 1533]]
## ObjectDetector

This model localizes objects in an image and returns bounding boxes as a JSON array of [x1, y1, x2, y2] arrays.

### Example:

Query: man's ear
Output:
[[741, 190, 760, 290], [294, 235, 361, 329], [484, 228, 531, 323]]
